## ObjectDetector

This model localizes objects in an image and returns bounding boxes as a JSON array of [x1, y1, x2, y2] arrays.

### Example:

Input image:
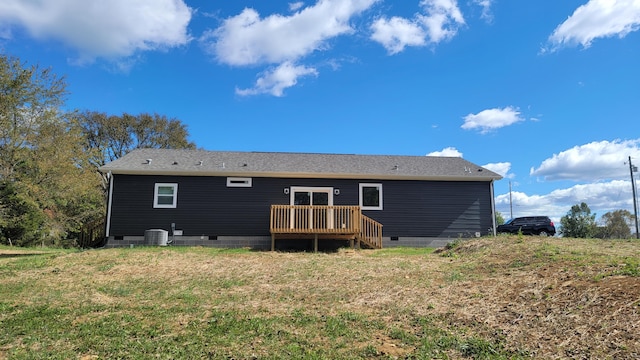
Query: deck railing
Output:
[[270, 205, 382, 249], [270, 205, 360, 234], [359, 213, 383, 249]]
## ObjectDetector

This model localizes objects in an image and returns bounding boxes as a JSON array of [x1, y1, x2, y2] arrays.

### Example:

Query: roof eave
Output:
[[101, 168, 502, 182]]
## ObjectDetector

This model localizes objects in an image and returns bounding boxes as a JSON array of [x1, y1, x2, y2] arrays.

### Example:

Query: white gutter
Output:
[[105, 171, 114, 237], [490, 179, 497, 236]]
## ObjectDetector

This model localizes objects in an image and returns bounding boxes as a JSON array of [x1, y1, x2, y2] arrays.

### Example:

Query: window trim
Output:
[[227, 177, 252, 187], [289, 186, 335, 229], [289, 186, 334, 206], [359, 183, 383, 210], [153, 183, 178, 208]]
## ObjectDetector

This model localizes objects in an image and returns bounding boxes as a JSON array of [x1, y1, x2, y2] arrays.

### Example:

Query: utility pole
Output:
[[629, 156, 639, 239]]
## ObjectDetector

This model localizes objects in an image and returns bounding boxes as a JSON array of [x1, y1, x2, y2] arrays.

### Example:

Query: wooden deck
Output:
[[270, 205, 383, 251]]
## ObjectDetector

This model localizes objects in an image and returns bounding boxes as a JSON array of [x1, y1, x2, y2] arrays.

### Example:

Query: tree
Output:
[[1, 55, 66, 245], [560, 202, 596, 238], [0, 55, 103, 246], [599, 209, 634, 239], [1, 55, 198, 247], [0, 55, 66, 181], [78, 111, 196, 188], [26, 115, 105, 240], [495, 211, 505, 225], [0, 181, 47, 246], [78, 111, 196, 165]]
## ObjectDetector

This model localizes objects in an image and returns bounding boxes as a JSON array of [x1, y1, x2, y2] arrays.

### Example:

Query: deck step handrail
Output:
[[359, 214, 383, 249]]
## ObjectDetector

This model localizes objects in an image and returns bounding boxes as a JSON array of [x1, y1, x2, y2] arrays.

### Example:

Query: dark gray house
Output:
[[99, 149, 502, 250]]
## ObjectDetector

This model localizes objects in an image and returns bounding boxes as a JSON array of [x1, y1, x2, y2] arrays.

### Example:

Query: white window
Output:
[[154, 183, 178, 208], [227, 177, 252, 187], [359, 183, 383, 210]]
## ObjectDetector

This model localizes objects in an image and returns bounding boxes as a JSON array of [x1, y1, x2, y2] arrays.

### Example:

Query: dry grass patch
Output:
[[1, 238, 638, 359], [434, 237, 640, 358]]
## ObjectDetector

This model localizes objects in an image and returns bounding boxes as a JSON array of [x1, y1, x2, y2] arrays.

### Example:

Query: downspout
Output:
[[105, 171, 114, 239], [490, 179, 497, 236]]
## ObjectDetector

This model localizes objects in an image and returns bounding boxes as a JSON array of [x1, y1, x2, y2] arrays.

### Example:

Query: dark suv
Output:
[[497, 216, 556, 236]]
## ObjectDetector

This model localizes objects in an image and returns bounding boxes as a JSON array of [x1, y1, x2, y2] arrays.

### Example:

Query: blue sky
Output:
[[2, 0, 640, 227]]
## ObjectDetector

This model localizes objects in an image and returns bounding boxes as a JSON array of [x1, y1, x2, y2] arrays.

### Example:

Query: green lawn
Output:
[[1, 237, 638, 359]]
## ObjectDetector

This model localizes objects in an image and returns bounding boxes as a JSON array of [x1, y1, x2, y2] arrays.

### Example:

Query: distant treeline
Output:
[[0, 54, 195, 247]]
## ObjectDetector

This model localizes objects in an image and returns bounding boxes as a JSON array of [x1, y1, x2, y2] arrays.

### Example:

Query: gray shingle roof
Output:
[[99, 148, 502, 181]]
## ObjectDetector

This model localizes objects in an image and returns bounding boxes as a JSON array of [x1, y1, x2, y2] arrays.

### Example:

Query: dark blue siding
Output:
[[367, 181, 492, 238], [108, 175, 494, 238]]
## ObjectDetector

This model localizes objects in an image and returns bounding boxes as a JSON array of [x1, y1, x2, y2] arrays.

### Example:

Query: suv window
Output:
[[512, 218, 528, 225]]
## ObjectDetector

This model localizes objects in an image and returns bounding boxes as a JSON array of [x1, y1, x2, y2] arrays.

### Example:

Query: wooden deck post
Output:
[[314, 234, 318, 253], [271, 234, 275, 251]]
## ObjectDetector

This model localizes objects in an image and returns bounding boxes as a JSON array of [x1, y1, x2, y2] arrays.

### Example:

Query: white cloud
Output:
[[370, 0, 465, 53], [483, 162, 513, 178], [461, 106, 523, 133], [236, 62, 319, 97], [474, 0, 493, 22], [530, 139, 640, 181], [495, 180, 635, 224], [495, 190, 564, 222], [0, 0, 192, 63], [427, 147, 463, 157], [290, 2, 305, 12], [203, 0, 377, 96], [204, 0, 378, 66], [370, 17, 426, 54], [546, 180, 633, 211], [418, 0, 465, 43], [497, 139, 640, 228], [546, 0, 640, 51]]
